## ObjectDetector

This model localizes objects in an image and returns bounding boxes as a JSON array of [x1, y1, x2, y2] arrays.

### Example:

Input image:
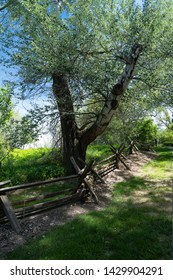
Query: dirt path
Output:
[[0, 151, 171, 259]]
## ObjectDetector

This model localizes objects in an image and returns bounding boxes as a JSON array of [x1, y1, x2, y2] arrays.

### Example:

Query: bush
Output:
[[135, 119, 158, 144], [160, 129, 173, 146]]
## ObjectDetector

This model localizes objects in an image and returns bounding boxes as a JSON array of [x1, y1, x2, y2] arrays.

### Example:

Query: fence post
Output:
[[0, 195, 21, 233], [70, 157, 99, 204]]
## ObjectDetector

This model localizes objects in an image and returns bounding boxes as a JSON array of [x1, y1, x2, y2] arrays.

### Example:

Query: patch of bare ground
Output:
[[0, 150, 171, 259]]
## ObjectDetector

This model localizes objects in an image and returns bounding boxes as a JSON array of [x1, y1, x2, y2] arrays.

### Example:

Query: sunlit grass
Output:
[[5, 147, 172, 260], [0, 148, 65, 184], [143, 147, 173, 179], [0, 145, 113, 184], [86, 144, 112, 162]]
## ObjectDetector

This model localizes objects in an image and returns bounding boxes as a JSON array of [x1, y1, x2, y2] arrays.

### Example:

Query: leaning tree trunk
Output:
[[52, 43, 142, 174]]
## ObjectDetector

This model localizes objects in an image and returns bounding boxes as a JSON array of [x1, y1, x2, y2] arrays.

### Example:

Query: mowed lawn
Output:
[[6, 147, 173, 260]]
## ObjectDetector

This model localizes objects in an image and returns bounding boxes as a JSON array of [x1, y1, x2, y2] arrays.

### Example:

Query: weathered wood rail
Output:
[[127, 139, 139, 154], [0, 142, 146, 233], [0, 180, 11, 187], [95, 144, 131, 178], [0, 158, 98, 232]]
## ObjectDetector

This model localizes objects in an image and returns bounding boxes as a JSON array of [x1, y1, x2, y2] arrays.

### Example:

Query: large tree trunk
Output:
[[52, 73, 87, 173], [52, 43, 142, 174]]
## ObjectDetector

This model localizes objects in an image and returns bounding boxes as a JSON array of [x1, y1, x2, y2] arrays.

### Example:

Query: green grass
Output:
[[8, 182, 74, 208], [86, 144, 113, 162], [6, 200, 172, 260], [0, 145, 113, 185], [5, 147, 172, 260], [0, 145, 112, 210], [143, 146, 173, 179], [0, 148, 65, 185]]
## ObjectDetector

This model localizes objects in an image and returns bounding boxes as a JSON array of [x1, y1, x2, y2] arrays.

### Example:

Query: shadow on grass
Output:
[[5, 147, 173, 260], [6, 193, 172, 260], [114, 177, 148, 196], [152, 147, 173, 162]]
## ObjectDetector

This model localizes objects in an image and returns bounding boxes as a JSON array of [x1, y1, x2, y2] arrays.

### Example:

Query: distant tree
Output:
[[0, 85, 39, 162], [0, 85, 13, 126], [135, 119, 158, 144], [160, 129, 173, 146], [2, 116, 39, 149], [0, 85, 13, 162], [154, 107, 173, 130]]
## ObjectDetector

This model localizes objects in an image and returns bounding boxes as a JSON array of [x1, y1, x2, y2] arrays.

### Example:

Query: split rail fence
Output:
[[0, 157, 98, 233], [0, 140, 148, 233]]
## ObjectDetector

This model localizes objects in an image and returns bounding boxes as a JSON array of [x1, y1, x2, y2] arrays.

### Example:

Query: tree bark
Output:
[[82, 43, 142, 145], [52, 73, 86, 173], [52, 43, 142, 174]]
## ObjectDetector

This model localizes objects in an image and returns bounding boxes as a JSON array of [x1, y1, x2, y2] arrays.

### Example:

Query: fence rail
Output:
[[0, 141, 150, 233], [0, 158, 97, 232]]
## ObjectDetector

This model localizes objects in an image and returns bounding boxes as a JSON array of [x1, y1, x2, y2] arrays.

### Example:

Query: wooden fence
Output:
[[94, 144, 131, 179], [0, 141, 149, 233], [0, 157, 98, 233]]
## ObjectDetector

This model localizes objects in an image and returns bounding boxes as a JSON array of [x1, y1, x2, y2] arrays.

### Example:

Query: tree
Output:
[[0, 85, 39, 162], [135, 119, 158, 144], [0, 85, 13, 126], [0, 84, 13, 162], [154, 107, 173, 129], [2, 116, 39, 149], [1, 0, 173, 173], [160, 129, 173, 146]]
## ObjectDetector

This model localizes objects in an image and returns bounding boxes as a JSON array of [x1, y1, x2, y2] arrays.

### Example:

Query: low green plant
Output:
[[87, 144, 114, 162], [0, 148, 64, 185]]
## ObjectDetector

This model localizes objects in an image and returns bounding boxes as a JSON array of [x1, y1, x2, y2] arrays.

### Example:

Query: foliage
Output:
[[86, 144, 112, 162], [134, 119, 158, 144], [0, 148, 64, 184], [0, 145, 112, 184], [0, 85, 13, 125], [2, 115, 40, 149], [0, 83, 40, 162], [154, 107, 173, 129], [6, 148, 172, 260], [159, 129, 173, 146], [2, 0, 171, 106], [0, 0, 173, 172], [0, 84, 13, 161]]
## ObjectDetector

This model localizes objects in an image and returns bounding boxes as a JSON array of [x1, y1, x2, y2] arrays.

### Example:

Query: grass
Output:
[[5, 146, 173, 260], [86, 144, 113, 162], [0, 145, 113, 185], [143, 146, 173, 179], [0, 145, 113, 211], [0, 148, 65, 185], [8, 182, 75, 208]]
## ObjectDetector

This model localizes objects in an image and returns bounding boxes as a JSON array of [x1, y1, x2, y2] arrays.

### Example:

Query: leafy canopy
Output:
[[0, 85, 13, 126], [0, 0, 173, 129]]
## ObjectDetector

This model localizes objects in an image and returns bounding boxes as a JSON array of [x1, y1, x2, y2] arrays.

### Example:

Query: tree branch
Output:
[[77, 48, 126, 61], [81, 43, 143, 145], [0, 0, 15, 12]]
